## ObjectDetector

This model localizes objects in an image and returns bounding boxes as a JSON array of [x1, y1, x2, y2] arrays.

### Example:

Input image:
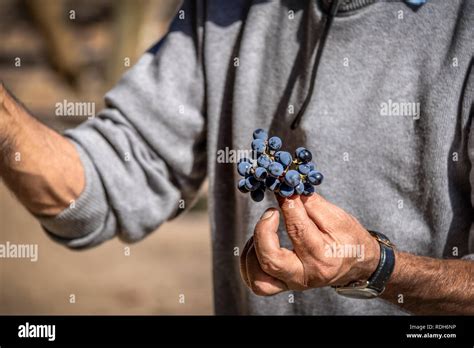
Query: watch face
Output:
[[335, 287, 380, 299]]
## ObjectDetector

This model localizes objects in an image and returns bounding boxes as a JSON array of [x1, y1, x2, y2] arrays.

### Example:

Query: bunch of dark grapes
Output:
[[237, 129, 324, 202]]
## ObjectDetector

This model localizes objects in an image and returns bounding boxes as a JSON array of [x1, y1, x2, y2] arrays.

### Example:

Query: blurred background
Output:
[[0, 0, 213, 314]]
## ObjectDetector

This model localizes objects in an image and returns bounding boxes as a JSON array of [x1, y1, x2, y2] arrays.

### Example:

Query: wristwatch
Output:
[[333, 231, 396, 299]]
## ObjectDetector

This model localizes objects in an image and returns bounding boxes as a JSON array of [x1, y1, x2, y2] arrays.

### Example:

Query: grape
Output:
[[245, 176, 260, 191], [268, 136, 282, 151], [254, 167, 268, 181], [302, 183, 315, 195], [275, 151, 292, 167], [278, 183, 294, 197], [284, 170, 301, 187], [251, 139, 266, 154], [237, 129, 323, 201], [307, 171, 323, 185], [238, 179, 249, 193], [257, 154, 272, 168], [265, 176, 280, 191], [253, 128, 268, 141], [237, 161, 252, 176], [314, 171, 324, 185], [268, 162, 284, 177], [297, 163, 311, 175], [295, 182, 305, 195], [250, 188, 265, 202], [295, 147, 305, 158], [297, 149, 312, 163]]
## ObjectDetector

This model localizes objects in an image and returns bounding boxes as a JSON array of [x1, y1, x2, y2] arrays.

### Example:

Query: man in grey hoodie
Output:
[[0, 0, 473, 315]]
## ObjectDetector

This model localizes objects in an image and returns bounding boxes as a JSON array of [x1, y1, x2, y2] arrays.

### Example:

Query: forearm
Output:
[[381, 250, 474, 315], [0, 83, 85, 216]]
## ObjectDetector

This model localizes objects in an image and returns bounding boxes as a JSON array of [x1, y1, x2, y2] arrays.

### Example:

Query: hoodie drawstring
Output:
[[290, 0, 343, 130]]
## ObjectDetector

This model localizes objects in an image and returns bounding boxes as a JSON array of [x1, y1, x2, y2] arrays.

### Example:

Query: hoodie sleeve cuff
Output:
[[36, 140, 109, 240]]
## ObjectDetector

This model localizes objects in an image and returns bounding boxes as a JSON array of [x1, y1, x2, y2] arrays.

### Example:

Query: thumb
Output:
[[253, 208, 286, 272], [253, 208, 304, 284], [253, 208, 282, 257]]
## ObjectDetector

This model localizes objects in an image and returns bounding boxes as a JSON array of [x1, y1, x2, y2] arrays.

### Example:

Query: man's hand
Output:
[[240, 194, 380, 295], [0, 83, 85, 216], [240, 193, 474, 315], [0, 82, 15, 133]]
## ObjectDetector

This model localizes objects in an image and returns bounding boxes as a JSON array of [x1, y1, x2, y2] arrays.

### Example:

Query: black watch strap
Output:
[[367, 230, 396, 293]]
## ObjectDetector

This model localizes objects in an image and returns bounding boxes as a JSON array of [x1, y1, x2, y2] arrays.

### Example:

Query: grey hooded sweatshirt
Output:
[[39, 0, 474, 315]]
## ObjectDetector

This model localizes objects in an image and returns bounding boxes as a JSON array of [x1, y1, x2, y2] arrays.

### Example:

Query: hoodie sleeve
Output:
[[38, 1, 207, 248]]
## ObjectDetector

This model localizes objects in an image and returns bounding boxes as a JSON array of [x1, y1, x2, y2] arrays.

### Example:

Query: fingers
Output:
[[239, 236, 254, 288], [300, 193, 348, 231], [240, 236, 288, 296], [276, 195, 322, 254], [245, 244, 287, 296]]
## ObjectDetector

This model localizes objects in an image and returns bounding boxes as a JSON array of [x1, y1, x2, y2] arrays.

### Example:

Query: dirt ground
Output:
[[0, 183, 213, 314]]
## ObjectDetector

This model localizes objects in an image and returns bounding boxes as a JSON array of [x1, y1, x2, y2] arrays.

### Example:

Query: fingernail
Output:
[[260, 209, 274, 220]]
